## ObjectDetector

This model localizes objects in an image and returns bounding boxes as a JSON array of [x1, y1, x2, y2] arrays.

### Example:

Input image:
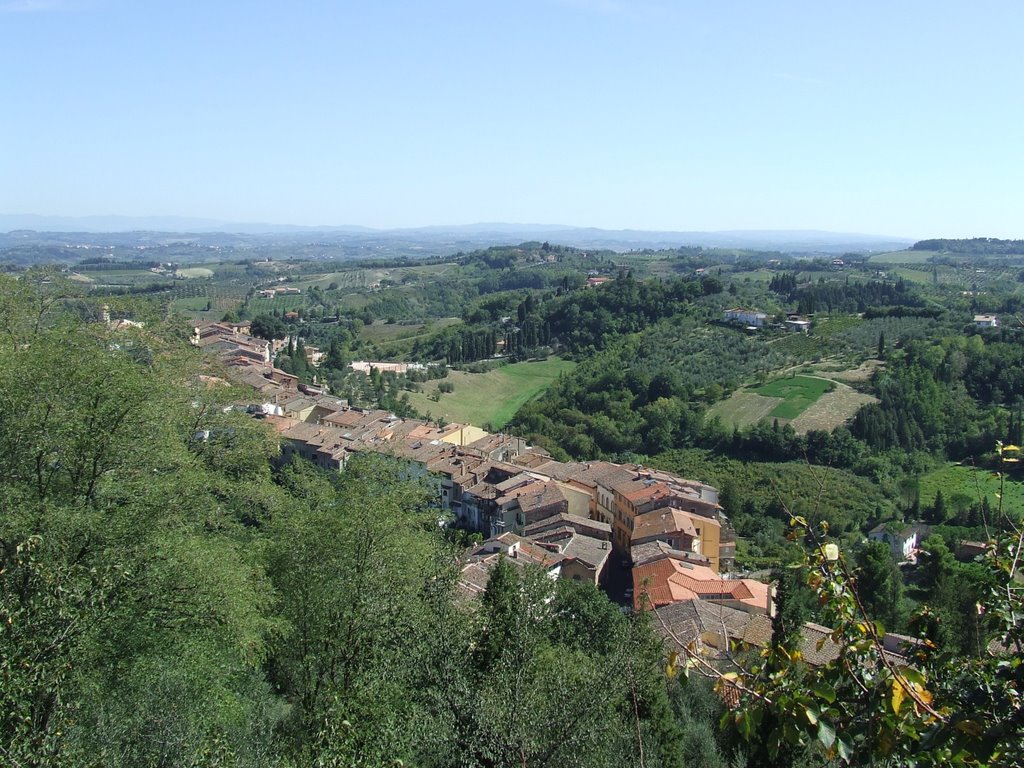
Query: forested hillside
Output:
[[0, 275, 744, 767]]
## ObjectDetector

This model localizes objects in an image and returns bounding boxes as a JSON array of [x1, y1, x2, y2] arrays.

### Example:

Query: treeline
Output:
[[851, 336, 1005, 458], [544, 274, 713, 352], [770, 273, 920, 314], [416, 325, 501, 364], [913, 237, 1024, 254]]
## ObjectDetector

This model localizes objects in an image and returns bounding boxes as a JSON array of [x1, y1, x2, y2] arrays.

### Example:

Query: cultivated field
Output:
[[402, 358, 575, 429], [246, 295, 306, 314], [708, 374, 869, 433], [291, 263, 459, 290], [175, 267, 214, 278], [810, 359, 882, 384], [707, 391, 782, 430], [78, 269, 174, 287], [751, 376, 834, 419], [170, 295, 241, 320], [867, 250, 938, 264], [789, 385, 876, 433]]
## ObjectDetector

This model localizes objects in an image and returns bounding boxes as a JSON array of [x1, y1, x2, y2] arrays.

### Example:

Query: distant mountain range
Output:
[[0, 214, 915, 254]]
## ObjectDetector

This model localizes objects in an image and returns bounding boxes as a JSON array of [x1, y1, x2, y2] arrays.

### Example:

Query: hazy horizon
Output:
[[2, 1, 1022, 238]]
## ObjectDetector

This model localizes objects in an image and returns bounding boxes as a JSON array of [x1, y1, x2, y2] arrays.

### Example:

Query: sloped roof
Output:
[[523, 513, 611, 538], [633, 557, 771, 613], [632, 508, 698, 541]]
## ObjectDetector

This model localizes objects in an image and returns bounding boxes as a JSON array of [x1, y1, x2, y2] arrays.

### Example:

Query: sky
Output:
[[1, 0, 1022, 238]]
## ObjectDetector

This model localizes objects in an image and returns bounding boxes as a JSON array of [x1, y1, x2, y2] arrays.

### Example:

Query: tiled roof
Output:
[[632, 508, 698, 541], [630, 541, 710, 568], [468, 534, 564, 570], [523, 513, 611, 538], [633, 557, 771, 613]]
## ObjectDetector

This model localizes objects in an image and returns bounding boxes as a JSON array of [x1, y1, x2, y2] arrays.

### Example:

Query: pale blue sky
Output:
[[2, 0, 1021, 237]]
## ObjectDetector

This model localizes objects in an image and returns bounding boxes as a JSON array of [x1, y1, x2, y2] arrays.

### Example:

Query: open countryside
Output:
[[402, 358, 575, 429]]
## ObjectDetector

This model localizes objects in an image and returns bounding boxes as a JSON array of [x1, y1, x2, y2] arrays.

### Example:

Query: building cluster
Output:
[[722, 308, 810, 333], [192, 320, 774, 624], [723, 307, 767, 328], [257, 286, 302, 298]]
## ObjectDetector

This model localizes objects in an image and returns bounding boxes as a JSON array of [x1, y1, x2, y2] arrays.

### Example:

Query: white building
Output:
[[974, 314, 1000, 328], [723, 308, 767, 328]]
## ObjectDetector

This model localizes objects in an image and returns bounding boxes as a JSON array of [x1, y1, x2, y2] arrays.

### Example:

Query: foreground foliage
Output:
[[0, 278, 733, 767]]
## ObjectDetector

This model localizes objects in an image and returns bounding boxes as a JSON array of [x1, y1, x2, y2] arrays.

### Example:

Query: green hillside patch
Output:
[[175, 267, 214, 278], [359, 317, 461, 343], [403, 358, 575, 429], [707, 391, 783, 430], [651, 448, 895, 543], [919, 463, 1024, 518], [751, 375, 834, 420], [867, 250, 938, 264]]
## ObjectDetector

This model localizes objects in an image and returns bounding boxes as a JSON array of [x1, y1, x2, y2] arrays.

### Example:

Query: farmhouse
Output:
[[869, 522, 927, 561], [723, 308, 767, 328], [974, 314, 1000, 328]]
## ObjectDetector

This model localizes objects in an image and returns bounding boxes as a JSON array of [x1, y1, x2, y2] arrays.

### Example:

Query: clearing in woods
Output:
[[751, 376, 835, 419], [402, 358, 576, 429], [708, 374, 874, 433]]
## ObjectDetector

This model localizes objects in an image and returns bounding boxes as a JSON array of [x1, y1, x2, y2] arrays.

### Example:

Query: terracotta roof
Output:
[[615, 478, 675, 504], [323, 409, 367, 427], [632, 508, 698, 541], [633, 557, 771, 613]]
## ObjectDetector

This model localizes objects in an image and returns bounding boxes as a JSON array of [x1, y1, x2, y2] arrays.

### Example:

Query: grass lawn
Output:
[[919, 463, 1024, 517], [751, 375, 834, 420], [402, 358, 576, 428]]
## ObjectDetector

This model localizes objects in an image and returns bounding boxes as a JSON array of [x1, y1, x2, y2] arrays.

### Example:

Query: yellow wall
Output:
[[439, 424, 489, 446], [556, 482, 592, 519]]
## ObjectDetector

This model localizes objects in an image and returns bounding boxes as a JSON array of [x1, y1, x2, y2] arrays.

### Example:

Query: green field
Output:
[[175, 267, 214, 278], [728, 269, 776, 282], [867, 250, 938, 264], [247, 295, 306, 313], [751, 375, 835, 419], [79, 269, 174, 287], [359, 317, 461, 343], [402, 358, 576, 428], [919, 463, 1024, 518], [291, 263, 459, 290], [706, 391, 781, 430]]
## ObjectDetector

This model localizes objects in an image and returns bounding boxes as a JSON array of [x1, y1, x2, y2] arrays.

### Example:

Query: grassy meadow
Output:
[[751, 375, 834, 419], [919, 462, 1024, 517], [402, 358, 576, 428]]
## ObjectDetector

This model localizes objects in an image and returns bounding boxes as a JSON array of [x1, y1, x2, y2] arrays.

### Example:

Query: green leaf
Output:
[[836, 738, 852, 762], [812, 683, 836, 704], [817, 719, 836, 750]]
